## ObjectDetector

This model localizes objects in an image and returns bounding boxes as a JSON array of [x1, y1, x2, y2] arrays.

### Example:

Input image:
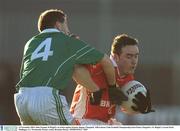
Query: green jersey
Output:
[[16, 29, 104, 91]]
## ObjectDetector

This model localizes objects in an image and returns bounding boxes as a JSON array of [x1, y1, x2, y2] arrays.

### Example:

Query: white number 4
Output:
[[31, 38, 53, 61]]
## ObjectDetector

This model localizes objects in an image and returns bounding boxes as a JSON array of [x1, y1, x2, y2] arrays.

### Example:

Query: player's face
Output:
[[117, 45, 139, 76]]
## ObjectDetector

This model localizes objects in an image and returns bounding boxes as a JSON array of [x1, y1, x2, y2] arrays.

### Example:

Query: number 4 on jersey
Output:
[[31, 38, 53, 61]]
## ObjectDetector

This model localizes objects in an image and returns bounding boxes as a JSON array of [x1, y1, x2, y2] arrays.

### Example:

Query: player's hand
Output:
[[89, 89, 103, 105], [69, 33, 80, 39], [131, 89, 155, 114], [108, 118, 122, 125], [108, 85, 128, 105]]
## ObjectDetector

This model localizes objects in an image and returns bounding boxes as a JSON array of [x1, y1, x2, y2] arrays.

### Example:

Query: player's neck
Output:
[[117, 67, 127, 78]]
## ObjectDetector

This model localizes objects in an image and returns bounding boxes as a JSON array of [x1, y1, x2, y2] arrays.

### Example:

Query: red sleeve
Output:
[[84, 64, 108, 89]]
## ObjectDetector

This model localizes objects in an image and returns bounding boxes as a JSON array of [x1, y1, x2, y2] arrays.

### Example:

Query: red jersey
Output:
[[70, 61, 134, 122]]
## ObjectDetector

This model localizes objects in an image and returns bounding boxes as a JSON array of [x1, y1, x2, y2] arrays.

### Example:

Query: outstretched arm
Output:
[[99, 54, 116, 86], [73, 53, 117, 91], [72, 64, 99, 92]]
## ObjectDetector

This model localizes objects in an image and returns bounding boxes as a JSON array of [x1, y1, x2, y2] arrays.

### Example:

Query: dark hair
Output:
[[38, 9, 66, 32], [111, 34, 138, 55]]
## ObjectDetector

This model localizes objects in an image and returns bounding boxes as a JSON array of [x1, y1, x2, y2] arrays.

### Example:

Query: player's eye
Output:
[[134, 54, 139, 59], [126, 54, 133, 59]]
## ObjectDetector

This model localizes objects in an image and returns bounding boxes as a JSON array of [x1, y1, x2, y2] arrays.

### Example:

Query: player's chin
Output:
[[126, 70, 134, 75]]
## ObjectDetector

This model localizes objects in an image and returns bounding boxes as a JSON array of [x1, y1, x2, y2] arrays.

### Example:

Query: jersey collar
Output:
[[41, 28, 60, 33], [110, 55, 118, 67]]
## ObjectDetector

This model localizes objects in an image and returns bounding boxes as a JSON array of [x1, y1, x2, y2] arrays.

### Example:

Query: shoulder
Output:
[[117, 74, 135, 87]]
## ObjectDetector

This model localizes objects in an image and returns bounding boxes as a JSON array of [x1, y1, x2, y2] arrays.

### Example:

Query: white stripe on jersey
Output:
[[76, 45, 89, 53], [76, 48, 94, 60], [71, 85, 88, 119], [46, 45, 92, 85], [54, 54, 76, 76], [46, 77, 52, 86]]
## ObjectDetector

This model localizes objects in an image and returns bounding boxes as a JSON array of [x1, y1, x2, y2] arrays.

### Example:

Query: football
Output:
[[119, 80, 147, 115]]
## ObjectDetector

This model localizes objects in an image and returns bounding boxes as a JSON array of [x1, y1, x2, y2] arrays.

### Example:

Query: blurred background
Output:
[[0, 0, 179, 125]]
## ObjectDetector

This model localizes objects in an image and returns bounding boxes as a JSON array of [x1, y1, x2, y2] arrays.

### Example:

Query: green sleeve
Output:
[[67, 37, 104, 64]]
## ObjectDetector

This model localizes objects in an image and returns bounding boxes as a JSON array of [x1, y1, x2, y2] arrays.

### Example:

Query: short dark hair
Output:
[[38, 9, 66, 32], [111, 34, 139, 55]]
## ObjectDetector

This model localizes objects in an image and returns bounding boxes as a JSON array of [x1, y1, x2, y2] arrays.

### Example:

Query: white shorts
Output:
[[77, 118, 122, 125], [14, 86, 73, 125], [77, 118, 107, 125]]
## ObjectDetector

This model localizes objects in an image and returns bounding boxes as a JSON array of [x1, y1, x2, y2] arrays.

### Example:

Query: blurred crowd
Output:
[[0, 61, 20, 124]]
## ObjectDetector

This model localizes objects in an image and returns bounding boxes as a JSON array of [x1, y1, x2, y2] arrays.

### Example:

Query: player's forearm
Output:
[[100, 54, 116, 86], [72, 64, 99, 92]]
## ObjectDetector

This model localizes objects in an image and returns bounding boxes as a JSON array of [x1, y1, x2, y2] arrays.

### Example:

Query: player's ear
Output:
[[54, 21, 61, 30], [113, 53, 120, 62]]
